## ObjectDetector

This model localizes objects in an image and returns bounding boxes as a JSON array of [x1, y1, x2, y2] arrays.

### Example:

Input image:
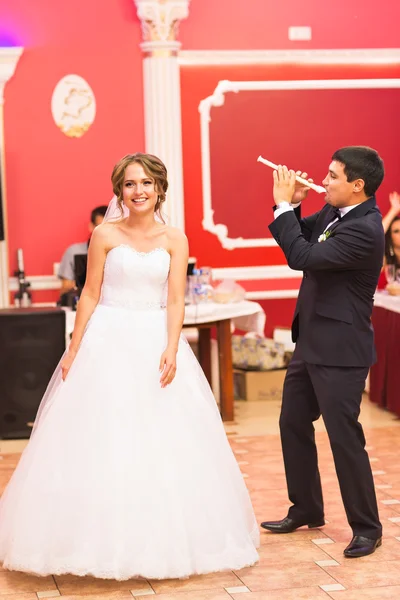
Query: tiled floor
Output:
[[0, 394, 399, 599]]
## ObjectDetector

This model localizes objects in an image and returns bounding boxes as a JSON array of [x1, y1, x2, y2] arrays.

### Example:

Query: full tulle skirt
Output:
[[0, 305, 259, 580]]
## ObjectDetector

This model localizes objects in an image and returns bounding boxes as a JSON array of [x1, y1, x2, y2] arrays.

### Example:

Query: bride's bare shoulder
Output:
[[165, 227, 188, 253], [90, 222, 123, 248], [165, 226, 187, 243]]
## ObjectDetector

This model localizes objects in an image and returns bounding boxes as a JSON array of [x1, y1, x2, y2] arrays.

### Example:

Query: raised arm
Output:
[[294, 205, 321, 242], [382, 192, 400, 233], [270, 211, 375, 271], [269, 165, 377, 271], [273, 169, 320, 242]]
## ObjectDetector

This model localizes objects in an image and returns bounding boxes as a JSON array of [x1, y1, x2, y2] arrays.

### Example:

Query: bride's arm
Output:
[[159, 229, 188, 387], [166, 229, 189, 350], [62, 227, 108, 379]]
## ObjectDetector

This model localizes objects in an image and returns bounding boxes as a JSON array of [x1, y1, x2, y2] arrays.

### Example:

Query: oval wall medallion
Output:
[[51, 74, 96, 138]]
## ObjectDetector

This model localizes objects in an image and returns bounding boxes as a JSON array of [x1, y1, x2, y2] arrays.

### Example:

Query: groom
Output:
[[261, 146, 384, 558]]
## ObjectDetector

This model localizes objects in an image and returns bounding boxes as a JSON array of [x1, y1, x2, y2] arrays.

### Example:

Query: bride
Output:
[[0, 152, 259, 581]]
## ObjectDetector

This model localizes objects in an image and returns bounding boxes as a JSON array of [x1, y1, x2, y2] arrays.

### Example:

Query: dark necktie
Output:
[[332, 207, 342, 221]]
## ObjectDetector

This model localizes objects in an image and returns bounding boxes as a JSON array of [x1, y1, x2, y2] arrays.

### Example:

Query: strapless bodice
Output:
[[99, 245, 170, 311]]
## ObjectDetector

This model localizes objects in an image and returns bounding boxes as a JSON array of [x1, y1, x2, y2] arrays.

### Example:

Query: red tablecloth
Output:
[[370, 297, 400, 417]]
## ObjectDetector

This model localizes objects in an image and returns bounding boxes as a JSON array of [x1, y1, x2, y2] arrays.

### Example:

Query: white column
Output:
[[0, 47, 23, 308], [134, 0, 190, 231]]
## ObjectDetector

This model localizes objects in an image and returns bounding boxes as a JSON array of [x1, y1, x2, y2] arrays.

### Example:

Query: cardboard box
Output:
[[233, 368, 287, 402]]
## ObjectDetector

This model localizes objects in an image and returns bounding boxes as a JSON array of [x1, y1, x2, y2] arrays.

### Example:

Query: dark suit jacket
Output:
[[268, 197, 384, 367]]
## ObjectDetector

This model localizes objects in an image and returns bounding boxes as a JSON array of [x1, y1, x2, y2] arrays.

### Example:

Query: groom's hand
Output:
[[273, 165, 297, 205], [292, 171, 314, 204]]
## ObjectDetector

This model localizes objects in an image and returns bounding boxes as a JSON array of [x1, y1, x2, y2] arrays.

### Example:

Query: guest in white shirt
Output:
[[58, 205, 107, 296]]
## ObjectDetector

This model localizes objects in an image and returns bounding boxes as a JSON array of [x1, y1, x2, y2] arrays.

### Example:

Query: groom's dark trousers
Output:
[[269, 196, 383, 539]]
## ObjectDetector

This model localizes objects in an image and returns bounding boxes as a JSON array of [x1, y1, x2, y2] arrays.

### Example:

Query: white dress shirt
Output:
[[274, 202, 361, 233], [321, 204, 360, 232]]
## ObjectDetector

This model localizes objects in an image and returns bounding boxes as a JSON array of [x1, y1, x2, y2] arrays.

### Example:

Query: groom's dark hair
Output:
[[332, 146, 384, 197]]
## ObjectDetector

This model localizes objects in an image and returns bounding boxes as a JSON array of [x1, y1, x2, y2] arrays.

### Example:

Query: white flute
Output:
[[257, 155, 326, 194]]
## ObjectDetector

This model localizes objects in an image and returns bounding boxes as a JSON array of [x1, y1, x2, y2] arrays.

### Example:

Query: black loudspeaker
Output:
[[0, 307, 66, 439]]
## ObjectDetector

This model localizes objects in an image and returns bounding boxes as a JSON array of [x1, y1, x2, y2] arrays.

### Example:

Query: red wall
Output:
[[180, 62, 400, 332], [2, 0, 400, 332], [2, 0, 144, 280], [180, 0, 400, 50], [181, 63, 400, 269], [211, 88, 399, 241]]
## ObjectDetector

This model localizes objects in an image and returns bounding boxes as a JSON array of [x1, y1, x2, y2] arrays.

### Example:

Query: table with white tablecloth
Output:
[[65, 301, 266, 422]]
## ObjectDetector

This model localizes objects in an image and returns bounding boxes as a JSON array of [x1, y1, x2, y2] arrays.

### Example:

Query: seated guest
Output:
[[377, 192, 400, 289], [58, 205, 107, 295]]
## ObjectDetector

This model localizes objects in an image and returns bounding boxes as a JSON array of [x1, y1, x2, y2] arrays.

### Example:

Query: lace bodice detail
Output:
[[100, 245, 170, 310]]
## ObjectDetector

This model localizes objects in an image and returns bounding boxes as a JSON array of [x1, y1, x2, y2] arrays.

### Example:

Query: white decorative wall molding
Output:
[[179, 48, 400, 67], [212, 265, 301, 300], [0, 47, 23, 103], [134, 0, 190, 230], [8, 275, 61, 292], [135, 0, 190, 45], [212, 264, 302, 281], [199, 77, 400, 250], [0, 47, 24, 308], [8, 265, 301, 300], [246, 289, 299, 300]]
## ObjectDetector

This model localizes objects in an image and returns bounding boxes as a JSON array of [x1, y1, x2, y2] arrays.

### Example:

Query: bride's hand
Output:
[[159, 347, 177, 388], [61, 349, 77, 381]]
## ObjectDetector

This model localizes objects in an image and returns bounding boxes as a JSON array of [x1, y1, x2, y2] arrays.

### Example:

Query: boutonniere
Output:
[[318, 230, 332, 243]]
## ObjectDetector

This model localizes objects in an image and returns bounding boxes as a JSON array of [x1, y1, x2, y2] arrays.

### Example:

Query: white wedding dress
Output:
[[0, 245, 259, 580]]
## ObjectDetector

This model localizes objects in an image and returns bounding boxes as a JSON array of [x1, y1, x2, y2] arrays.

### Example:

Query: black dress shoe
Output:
[[343, 535, 382, 558], [260, 516, 325, 534]]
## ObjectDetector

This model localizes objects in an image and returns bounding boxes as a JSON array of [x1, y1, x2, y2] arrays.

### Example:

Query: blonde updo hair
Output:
[[111, 153, 168, 222]]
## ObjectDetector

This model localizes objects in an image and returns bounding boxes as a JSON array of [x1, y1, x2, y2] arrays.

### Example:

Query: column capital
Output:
[[134, 0, 190, 54], [0, 48, 23, 104]]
